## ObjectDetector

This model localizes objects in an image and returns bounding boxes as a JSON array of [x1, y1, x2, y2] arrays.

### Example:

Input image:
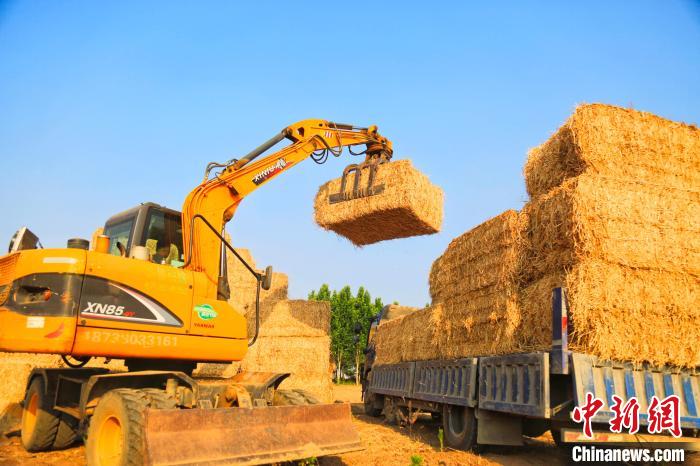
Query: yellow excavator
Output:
[[0, 120, 393, 465]]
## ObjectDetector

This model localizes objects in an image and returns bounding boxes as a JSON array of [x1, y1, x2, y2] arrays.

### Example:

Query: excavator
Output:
[[0, 119, 393, 465]]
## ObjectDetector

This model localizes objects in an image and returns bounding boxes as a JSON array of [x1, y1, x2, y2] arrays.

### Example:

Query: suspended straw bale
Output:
[[520, 175, 700, 283], [524, 103, 700, 197], [314, 159, 443, 246]]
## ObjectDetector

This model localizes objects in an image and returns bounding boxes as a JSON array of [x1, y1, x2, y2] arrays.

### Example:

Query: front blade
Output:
[[144, 403, 361, 465]]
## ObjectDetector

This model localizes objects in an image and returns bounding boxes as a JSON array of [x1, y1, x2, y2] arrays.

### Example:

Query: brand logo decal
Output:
[[195, 304, 218, 321], [82, 302, 134, 317], [252, 158, 287, 185]]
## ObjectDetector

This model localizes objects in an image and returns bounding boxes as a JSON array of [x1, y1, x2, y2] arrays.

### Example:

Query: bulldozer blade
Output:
[[144, 402, 362, 465]]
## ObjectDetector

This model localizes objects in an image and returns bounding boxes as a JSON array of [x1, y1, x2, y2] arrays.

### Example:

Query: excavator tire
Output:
[[272, 389, 319, 406], [291, 389, 320, 405], [21, 377, 60, 452], [86, 389, 149, 466], [140, 389, 177, 409], [52, 414, 79, 450]]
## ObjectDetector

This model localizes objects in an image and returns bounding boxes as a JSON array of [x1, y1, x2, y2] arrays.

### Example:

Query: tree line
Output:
[[308, 284, 384, 384]]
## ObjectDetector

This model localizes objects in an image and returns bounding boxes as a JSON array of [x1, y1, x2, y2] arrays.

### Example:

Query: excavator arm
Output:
[[181, 119, 393, 300]]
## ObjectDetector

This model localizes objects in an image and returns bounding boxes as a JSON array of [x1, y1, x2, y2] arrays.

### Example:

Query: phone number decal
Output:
[[83, 330, 179, 348]]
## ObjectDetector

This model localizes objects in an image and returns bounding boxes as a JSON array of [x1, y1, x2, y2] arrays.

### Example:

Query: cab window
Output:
[[143, 210, 184, 266], [103, 219, 134, 256]]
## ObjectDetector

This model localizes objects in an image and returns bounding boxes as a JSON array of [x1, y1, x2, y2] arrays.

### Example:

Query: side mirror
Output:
[[354, 322, 362, 334], [261, 265, 273, 291]]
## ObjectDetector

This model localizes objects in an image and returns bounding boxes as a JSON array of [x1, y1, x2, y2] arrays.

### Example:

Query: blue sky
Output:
[[1, 1, 699, 306]]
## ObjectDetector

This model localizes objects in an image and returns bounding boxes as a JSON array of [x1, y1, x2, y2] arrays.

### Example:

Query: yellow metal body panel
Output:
[[72, 326, 247, 361], [81, 252, 193, 335], [0, 313, 75, 354], [0, 249, 248, 362], [0, 249, 84, 354]]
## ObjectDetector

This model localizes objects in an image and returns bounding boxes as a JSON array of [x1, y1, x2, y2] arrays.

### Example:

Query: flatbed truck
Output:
[[361, 288, 700, 452]]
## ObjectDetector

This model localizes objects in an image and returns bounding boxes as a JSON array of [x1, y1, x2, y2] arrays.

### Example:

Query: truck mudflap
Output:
[[143, 403, 362, 465]]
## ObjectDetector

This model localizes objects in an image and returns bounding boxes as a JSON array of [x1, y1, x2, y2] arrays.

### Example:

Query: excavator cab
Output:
[[102, 202, 185, 266]]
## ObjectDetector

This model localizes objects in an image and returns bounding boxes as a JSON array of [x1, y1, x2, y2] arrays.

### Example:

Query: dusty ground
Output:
[[0, 385, 695, 465], [323, 385, 566, 466]]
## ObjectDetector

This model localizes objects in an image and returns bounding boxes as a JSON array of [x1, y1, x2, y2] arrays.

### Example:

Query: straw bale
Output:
[[429, 211, 524, 304], [521, 175, 700, 282], [226, 247, 288, 317], [519, 261, 700, 368], [242, 335, 333, 403], [196, 299, 333, 401], [373, 306, 440, 365], [525, 103, 700, 197], [314, 159, 443, 246], [380, 304, 418, 321]]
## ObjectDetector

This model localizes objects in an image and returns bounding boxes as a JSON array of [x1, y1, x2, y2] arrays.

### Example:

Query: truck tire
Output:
[[85, 389, 149, 466], [442, 404, 481, 452], [363, 391, 382, 417]]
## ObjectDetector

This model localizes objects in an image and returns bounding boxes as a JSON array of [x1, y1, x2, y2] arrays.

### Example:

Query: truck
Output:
[[361, 288, 700, 453]]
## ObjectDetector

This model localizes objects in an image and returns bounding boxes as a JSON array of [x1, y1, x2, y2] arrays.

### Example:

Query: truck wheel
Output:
[[21, 377, 60, 452], [86, 389, 149, 466], [363, 391, 382, 417], [442, 404, 480, 452]]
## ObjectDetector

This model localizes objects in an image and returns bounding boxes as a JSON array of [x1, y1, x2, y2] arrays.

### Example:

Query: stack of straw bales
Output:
[[197, 245, 334, 402], [374, 104, 700, 369], [242, 300, 333, 403], [519, 104, 700, 368], [314, 160, 444, 245], [374, 210, 526, 365]]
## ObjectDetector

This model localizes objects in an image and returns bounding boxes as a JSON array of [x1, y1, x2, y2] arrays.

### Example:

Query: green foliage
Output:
[[297, 457, 318, 466], [410, 455, 424, 466], [438, 427, 444, 451], [308, 284, 384, 380]]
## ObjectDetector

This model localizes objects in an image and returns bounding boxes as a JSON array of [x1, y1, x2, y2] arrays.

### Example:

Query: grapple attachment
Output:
[[144, 403, 361, 465], [328, 155, 390, 204]]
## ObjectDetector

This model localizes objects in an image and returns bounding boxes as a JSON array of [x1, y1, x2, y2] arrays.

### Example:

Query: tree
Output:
[[309, 284, 384, 384]]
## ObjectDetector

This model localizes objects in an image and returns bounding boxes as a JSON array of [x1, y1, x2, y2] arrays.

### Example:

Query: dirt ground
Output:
[[0, 384, 695, 465]]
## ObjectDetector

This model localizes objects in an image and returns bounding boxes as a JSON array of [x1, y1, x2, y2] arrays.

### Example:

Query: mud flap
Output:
[[144, 403, 361, 465]]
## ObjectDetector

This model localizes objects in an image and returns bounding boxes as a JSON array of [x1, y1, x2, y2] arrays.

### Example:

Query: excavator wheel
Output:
[[21, 377, 77, 452], [52, 414, 79, 450], [140, 388, 177, 409], [272, 389, 319, 406], [86, 389, 149, 466]]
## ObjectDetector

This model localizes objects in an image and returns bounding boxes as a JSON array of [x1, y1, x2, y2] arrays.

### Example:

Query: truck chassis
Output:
[[362, 288, 700, 451]]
